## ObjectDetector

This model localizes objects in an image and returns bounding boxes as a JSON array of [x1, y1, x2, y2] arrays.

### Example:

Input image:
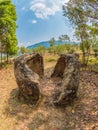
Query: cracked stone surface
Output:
[[53, 54, 80, 106], [14, 53, 44, 104], [14, 53, 80, 106]]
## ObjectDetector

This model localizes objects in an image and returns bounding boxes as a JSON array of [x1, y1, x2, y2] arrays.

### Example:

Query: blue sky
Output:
[[12, 0, 74, 47]]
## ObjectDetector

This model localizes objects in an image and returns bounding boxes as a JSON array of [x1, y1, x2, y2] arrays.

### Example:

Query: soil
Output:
[[0, 63, 98, 130]]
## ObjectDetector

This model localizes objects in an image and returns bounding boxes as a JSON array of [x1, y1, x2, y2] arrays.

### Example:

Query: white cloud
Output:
[[30, 0, 69, 19], [31, 20, 37, 24], [21, 7, 26, 10]]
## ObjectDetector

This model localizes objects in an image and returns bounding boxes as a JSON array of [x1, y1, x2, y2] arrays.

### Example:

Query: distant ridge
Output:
[[27, 40, 75, 49]]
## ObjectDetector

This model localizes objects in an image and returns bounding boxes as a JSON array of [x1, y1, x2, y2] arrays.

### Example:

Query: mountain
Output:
[[27, 40, 74, 49]]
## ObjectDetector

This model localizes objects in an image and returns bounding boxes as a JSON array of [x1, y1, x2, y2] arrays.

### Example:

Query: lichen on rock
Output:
[[53, 54, 80, 106], [14, 53, 44, 104]]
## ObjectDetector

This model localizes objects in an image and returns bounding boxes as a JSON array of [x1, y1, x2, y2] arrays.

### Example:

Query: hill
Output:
[[27, 40, 74, 49]]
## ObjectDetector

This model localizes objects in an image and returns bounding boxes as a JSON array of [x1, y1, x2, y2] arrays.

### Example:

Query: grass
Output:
[[88, 57, 98, 65], [92, 68, 98, 73], [0, 53, 98, 130], [44, 54, 59, 62], [45, 57, 57, 62]]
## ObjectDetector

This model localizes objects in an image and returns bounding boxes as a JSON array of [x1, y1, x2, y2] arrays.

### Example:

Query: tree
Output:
[[20, 46, 28, 54], [63, 0, 98, 21], [49, 37, 56, 47], [63, 0, 98, 65], [55, 44, 66, 55], [33, 45, 46, 55], [59, 34, 70, 42], [83, 0, 98, 20], [92, 38, 98, 56], [49, 37, 56, 54], [0, 0, 18, 63]]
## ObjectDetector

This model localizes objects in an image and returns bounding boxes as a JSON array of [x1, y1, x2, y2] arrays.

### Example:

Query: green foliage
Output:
[[65, 44, 71, 52], [48, 46, 55, 54], [93, 40, 98, 53], [93, 48, 98, 53], [59, 34, 70, 42], [46, 57, 57, 62], [48, 38, 56, 54], [68, 48, 75, 54], [48, 43, 76, 55], [48, 44, 66, 55], [63, 0, 98, 24], [20, 46, 28, 54], [63, 0, 98, 65], [33, 45, 46, 55], [0, 0, 18, 63], [55, 44, 66, 55], [92, 68, 98, 73], [88, 57, 98, 65], [49, 37, 56, 47]]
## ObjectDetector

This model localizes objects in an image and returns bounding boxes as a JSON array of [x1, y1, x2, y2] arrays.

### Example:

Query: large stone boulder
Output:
[[54, 54, 80, 106], [51, 54, 66, 78], [14, 53, 44, 104], [26, 54, 44, 78]]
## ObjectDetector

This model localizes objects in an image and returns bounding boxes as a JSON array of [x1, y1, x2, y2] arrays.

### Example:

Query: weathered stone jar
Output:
[[52, 54, 80, 106], [14, 53, 80, 106], [14, 53, 44, 104]]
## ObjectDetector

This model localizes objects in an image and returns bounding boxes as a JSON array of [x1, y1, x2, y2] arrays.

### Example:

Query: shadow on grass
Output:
[[3, 70, 98, 129], [27, 112, 48, 130], [27, 110, 72, 130], [4, 88, 37, 121]]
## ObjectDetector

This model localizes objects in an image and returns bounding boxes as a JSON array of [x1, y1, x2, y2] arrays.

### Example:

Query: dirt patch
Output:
[[0, 63, 98, 130]]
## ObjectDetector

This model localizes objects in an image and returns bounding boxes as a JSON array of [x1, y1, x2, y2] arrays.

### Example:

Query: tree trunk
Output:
[[6, 52, 9, 63], [0, 52, 2, 64]]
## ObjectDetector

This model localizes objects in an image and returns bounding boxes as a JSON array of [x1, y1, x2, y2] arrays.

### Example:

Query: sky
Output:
[[12, 0, 74, 47]]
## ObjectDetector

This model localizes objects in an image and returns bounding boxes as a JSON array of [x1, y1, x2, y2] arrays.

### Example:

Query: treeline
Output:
[[20, 34, 79, 55], [20, 35, 98, 59], [63, 0, 98, 65], [20, 31, 98, 68], [0, 0, 98, 67], [0, 0, 18, 64]]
